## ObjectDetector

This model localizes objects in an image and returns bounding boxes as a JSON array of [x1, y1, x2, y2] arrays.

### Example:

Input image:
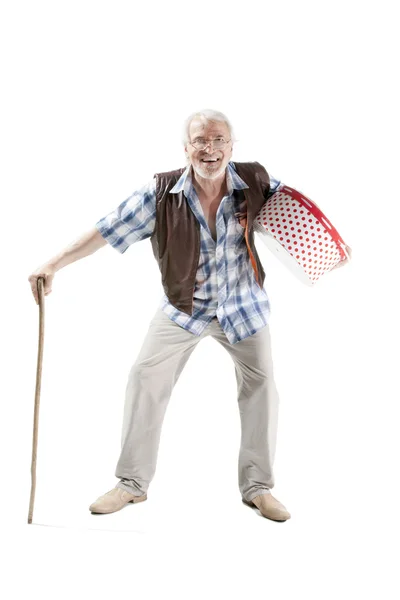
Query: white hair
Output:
[[182, 109, 237, 146]]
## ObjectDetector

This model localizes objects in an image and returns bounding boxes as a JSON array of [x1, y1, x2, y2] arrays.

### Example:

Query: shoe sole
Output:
[[90, 494, 147, 514]]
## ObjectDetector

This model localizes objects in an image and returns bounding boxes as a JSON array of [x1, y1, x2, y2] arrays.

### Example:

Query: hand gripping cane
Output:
[[28, 276, 45, 524]]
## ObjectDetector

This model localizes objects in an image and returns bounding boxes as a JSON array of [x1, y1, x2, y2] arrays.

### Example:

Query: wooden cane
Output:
[[28, 276, 45, 524]]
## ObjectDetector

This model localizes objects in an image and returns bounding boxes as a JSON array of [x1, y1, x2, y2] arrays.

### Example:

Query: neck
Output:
[[191, 165, 227, 198]]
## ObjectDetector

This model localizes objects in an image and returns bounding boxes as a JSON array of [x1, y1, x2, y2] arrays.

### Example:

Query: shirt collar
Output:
[[169, 161, 249, 196]]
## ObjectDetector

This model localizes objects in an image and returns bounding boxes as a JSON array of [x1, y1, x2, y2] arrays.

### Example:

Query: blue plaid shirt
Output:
[[95, 161, 282, 344]]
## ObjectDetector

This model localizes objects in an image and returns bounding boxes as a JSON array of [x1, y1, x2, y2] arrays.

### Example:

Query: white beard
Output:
[[192, 161, 226, 180]]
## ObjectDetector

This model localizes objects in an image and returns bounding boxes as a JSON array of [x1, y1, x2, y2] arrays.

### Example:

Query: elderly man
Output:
[[29, 109, 313, 521]]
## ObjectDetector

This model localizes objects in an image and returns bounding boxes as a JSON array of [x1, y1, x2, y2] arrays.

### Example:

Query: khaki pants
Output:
[[115, 308, 280, 503]]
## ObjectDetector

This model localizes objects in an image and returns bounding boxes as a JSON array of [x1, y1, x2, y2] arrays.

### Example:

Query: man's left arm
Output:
[[266, 174, 282, 198]]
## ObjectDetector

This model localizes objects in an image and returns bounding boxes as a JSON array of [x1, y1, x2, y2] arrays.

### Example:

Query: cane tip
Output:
[[28, 517, 32, 524]]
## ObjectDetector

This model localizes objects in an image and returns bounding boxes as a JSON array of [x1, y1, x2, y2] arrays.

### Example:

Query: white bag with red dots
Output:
[[254, 185, 351, 285]]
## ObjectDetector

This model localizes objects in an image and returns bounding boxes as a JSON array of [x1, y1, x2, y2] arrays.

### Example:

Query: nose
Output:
[[202, 141, 214, 152]]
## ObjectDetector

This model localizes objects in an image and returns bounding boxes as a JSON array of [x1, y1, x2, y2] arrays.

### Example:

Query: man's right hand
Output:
[[28, 264, 56, 305]]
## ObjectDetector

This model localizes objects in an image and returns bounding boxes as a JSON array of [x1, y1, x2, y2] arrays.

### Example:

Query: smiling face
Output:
[[184, 118, 233, 181]]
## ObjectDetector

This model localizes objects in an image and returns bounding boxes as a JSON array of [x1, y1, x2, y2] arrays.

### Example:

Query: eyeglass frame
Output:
[[189, 137, 232, 151]]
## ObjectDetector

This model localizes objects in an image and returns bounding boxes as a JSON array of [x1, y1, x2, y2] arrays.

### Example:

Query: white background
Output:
[[1, 0, 399, 598]]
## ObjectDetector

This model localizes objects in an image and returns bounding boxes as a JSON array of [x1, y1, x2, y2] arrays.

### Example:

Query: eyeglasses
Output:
[[190, 137, 231, 150]]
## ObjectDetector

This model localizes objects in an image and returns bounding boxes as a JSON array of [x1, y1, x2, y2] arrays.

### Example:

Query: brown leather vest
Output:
[[150, 161, 270, 316]]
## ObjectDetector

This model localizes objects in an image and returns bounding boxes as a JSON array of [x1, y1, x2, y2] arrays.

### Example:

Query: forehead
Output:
[[189, 118, 230, 138]]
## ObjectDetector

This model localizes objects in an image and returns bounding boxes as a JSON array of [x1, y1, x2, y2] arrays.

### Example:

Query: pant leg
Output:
[[115, 308, 202, 496], [209, 321, 280, 503]]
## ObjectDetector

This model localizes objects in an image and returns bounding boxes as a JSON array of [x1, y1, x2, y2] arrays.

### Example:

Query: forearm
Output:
[[47, 227, 107, 272]]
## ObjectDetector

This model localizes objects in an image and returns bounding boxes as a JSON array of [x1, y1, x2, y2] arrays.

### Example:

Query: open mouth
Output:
[[201, 158, 221, 163]]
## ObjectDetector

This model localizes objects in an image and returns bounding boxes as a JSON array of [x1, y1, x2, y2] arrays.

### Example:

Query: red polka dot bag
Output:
[[253, 185, 351, 285]]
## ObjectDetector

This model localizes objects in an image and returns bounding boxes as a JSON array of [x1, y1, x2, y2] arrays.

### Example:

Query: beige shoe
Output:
[[243, 493, 291, 521], [89, 487, 147, 514]]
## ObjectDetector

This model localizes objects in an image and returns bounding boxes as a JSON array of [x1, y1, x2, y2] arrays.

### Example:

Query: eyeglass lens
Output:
[[192, 139, 228, 149]]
